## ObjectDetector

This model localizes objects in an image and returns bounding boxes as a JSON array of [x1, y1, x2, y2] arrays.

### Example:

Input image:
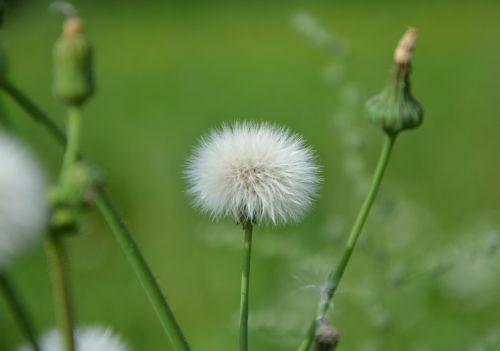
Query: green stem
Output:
[[45, 234, 76, 351], [0, 272, 41, 351], [61, 106, 80, 174], [95, 186, 191, 351], [2, 80, 192, 350], [239, 222, 253, 351], [1, 80, 66, 145], [45, 105, 82, 351], [298, 134, 396, 351]]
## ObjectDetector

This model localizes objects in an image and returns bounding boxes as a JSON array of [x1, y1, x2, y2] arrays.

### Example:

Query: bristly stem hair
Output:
[[298, 134, 396, 351], [0, 272, 41, 351], [0, 80, 192, 351], [239, 221, 253, 351]]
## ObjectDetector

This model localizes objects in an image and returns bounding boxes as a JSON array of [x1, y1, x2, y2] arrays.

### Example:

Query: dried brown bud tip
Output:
[[394, 27, 417, 65], [314, 322, 340, 351], [63, 17, 85, 36]]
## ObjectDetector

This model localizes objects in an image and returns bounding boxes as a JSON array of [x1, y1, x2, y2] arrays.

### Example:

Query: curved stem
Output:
[[45, 234, 76, 351], [0, 272, 41, 351], [298, 134, 396, 351], [239, 222, 253, 351], [1, 80, 66, 145], [95, 186, 191, 351]]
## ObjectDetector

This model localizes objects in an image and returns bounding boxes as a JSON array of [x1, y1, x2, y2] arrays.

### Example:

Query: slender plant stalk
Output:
[[61, 106, 80, 173], [298, 134, 396, 351], [45, 104, 83, 351], [1, 81, 192, 351], [0, 272, 41, 351], [239, 222, 253, 351], [45, 234, 76, 351], [95, 186, 191, 351], [1, 80, 66, 145]]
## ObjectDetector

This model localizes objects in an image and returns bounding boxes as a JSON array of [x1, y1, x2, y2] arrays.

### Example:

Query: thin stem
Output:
[[95, 186, 191, 351], [61, 106, 80, 174], [298, 134, 396, 351], [1, 80, 66, 145], [0, 272, 41, 351], [45, 234, 76, 351], [44, 105, 82, 351], [239, 222, 253, 351]]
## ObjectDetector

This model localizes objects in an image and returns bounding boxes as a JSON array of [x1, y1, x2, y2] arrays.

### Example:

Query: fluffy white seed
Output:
[[17, 326, 130, 351], [186, 122, 320, 224], [0, 133, 48, 269]]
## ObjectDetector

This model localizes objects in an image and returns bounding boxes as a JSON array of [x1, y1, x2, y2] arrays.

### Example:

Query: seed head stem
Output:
[[239, 221, 253, 351]]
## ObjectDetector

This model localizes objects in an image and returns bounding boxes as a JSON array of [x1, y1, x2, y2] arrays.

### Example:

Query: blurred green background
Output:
[[1, 0, 500, 350]]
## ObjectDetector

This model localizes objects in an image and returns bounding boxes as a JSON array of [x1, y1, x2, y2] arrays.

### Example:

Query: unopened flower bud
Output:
[[365, 27, 423, 135], [49, 162, 94, 234], [394, 27, 417, 65], [314, 321, 340, 351], [53, 17, 94, 106]]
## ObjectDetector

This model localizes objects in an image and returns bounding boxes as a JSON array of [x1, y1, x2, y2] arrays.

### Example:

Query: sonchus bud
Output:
[[314, 321, 340, 351], [53, 17, 94, 106], [365, 27, 423, 136]]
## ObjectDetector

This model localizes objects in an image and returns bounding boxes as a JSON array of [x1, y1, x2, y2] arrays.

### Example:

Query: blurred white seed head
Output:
[[186, 122, 320, 225], [17, 326, 129, 351], [0, 133, 48, 269]]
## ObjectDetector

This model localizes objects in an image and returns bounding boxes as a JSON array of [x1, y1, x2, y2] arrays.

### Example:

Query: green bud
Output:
[[365, 28, 423, 136], [53, 17, 94, 106], [314, 321, 340, 351], [59, 162, 93, 207], [49, 162, 94, 234], [50, 206, 78, 235]]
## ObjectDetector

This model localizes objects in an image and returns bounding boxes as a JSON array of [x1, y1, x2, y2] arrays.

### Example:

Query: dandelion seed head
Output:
[[17, 326, 129, 351], [0, 133, 48, 269], [186, 122, 320, 225]]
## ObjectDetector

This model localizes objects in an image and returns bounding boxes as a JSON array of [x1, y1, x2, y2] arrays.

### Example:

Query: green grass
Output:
[[1, 1, 500, 350]]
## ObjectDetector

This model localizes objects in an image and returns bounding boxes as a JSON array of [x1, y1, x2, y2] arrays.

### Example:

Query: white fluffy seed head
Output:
[[0, 133, 48, 269], [186, 122, 320, 225], [17, 326, 130, 351]]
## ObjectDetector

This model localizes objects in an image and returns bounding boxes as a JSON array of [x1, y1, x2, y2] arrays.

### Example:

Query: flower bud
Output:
[[53, 17, 94, 106], [49, 162, 94, 234], [314, 321, 340, 351], [365, 28, 423, 135]]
